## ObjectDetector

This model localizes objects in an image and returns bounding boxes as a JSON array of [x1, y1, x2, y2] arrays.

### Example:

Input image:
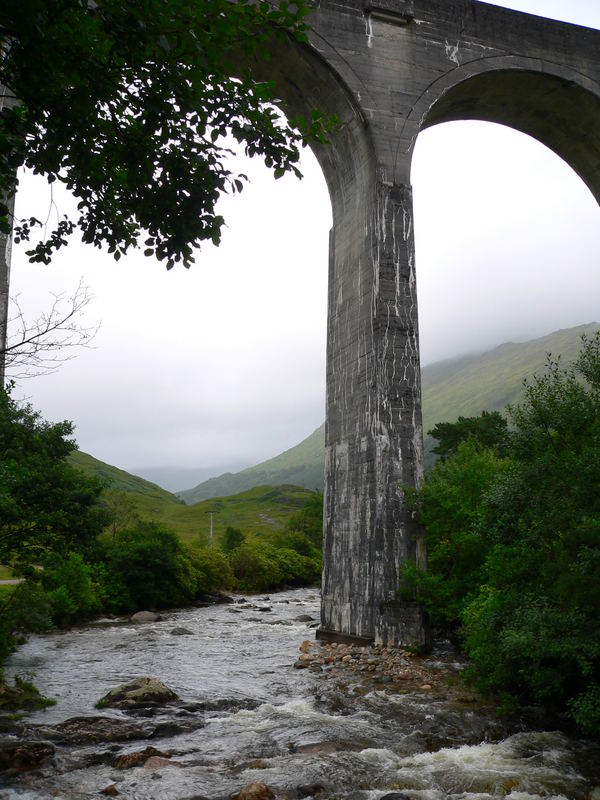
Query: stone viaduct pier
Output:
[[260, 0, 600, 647]]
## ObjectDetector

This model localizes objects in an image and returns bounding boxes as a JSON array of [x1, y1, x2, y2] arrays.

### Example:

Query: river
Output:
[[1, 589, 599, 799]]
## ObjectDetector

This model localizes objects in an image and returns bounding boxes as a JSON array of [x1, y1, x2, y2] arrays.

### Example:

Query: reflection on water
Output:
[[1, 589, 599, 799]]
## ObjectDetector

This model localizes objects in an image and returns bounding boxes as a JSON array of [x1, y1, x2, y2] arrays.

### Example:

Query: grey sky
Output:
[[8, 0, 600, 482]]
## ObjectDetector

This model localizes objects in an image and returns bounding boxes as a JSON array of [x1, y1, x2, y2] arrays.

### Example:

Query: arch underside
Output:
[[421, 69, 600, 205]]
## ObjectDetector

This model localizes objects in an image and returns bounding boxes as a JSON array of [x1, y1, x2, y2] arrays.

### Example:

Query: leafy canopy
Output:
[[404, 334, 600, 736], [0, 0, 327, 268], [0, 386, 109, 571]]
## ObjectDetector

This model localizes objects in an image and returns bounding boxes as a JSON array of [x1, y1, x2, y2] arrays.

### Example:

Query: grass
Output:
[[0, 565, 15, 581], [0, 584, 16, 601]]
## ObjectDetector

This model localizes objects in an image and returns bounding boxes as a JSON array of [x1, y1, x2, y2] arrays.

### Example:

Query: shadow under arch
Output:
[[412, 63, 600, 204]]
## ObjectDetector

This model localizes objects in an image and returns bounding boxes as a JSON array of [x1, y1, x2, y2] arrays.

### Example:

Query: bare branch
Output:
[[2, 278, 100, 379]]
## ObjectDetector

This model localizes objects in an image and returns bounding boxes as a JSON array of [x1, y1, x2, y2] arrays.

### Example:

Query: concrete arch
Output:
[[411, 61, 600, 203], [248, 37, 376, 229]]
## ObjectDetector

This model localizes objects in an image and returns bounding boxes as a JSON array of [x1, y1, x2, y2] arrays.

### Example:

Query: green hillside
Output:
[[68, 448, 316, 545], [68, 450, 180, 504], [179, 323, 599, 501], [177, 423, 325, 504]]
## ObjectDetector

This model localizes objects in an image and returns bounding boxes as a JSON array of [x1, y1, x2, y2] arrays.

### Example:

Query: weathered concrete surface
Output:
[[258, 0, 600, 646]]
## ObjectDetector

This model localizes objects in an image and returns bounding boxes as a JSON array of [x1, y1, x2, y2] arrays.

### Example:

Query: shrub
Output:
[[42, 551, 101, 626], [187, 545, 234, 594]]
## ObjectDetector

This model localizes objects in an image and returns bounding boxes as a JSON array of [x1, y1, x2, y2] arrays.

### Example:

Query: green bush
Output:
[[187, 545, 234, 593], [42, 551, 101, 626], [287, 493, 323, 548], [99, 522, 200, 610], [415, 334, 600, 737], [221, 526, 245, 553], [229, 541, 282, 591]]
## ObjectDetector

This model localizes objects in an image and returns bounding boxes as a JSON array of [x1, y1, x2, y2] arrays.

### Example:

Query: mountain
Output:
[[68, 450, 181, 504], [125, 464, 248, 494], [68, 449, 316, 545], [177, 424, 325, 504], [179, 323, 599, 502]]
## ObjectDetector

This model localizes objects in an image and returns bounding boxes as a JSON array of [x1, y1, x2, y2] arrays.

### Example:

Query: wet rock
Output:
[[113, 746, 171, 769], [96, 677, 178, 709], [195, 698, 261, 714], [380, 794, 412, 800], [294, 741, 339, 755], [295, 614, 314, 622], [299, 640, 313, 654], [297, 784, 326, 797], [232, 782, 275, 800], [51, 716, 151, 744], [130, 611, 160, 623], [258, 606, 272, 613], [100, 785, 120, 796], [170, 627, 194, 636], [195, 591, 234, 605], [144, 755, 183, 769], [0, 741, 54, 772], [293, 659, 310, 669]]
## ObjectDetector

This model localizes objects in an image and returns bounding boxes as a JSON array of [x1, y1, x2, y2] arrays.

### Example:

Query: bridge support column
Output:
[[319, 179, 429, 650]]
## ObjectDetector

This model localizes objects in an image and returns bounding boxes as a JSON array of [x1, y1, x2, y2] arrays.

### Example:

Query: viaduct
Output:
[[258, 0, 600, 648], [1, 2, 599, 648]]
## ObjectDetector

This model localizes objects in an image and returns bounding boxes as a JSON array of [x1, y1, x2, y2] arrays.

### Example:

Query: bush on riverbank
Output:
[[404, 333, 600, 737]]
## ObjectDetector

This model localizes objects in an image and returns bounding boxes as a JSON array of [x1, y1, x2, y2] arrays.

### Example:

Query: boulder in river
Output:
[[96, 677, 178, 709], [130, 611, 160, 623], [52, 716, 152, 744], [170, 627, 194, 636], [113, 746, 172, 769], [232, 782, 275, 800], [0, 741, 54, 772], [294, 614, 314, 623]]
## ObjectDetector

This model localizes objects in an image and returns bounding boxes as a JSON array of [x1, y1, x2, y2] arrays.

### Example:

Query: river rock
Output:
[[0, 741, 54, 772], [52, 716, 151, 743], [113, 746, 171, 769], [297, 784, 326, 797], [100, 785, 119, 796], [96, 677, 178, 709], [170, 627, 194, 636], [232, 782, 275, 800], [144, 755, 183, 769], [380, 794, 412, 800], [131, 611, 160, 623], [295, 614, 314, 622]]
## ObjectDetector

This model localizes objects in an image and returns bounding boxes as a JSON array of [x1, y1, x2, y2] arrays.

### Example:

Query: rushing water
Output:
[[1, 589, 599, 800]]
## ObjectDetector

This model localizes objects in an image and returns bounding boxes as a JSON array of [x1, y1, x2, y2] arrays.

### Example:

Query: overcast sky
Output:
[[7, 0, 600, 486]]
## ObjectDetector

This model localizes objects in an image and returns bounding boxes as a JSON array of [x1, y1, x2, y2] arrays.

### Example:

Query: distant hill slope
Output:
[[178, 424, 325, 504], [68, 449, 316, 544], [68, 450, 181, 504], [179, 323, 599, 502]]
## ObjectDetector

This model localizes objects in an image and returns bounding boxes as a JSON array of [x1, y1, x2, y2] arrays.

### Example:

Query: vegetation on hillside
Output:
[[402, 333, 600, 737]]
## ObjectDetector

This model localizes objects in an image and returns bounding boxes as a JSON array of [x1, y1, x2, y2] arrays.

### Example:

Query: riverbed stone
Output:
[[170, 627, 194, 636], [113, 746, 171, 769], [96, 677, 178, 709], [52, 716, 151, 744], [130, 611, 160, 623], [144, 755, 183, 769], [0, 741, 55, 772], [232, 782, 275, 800]]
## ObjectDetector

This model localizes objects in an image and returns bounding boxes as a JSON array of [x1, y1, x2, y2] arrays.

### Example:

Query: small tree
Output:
[[0, 387, 110, 572]]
